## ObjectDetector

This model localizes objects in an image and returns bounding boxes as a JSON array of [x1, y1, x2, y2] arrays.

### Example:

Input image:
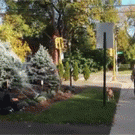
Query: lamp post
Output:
[[41, 80, 44, 94], [68, 41, 72, 89], [112, 26, 119, 81]]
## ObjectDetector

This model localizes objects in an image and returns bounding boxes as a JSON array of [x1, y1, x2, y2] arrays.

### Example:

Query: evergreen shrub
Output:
[[26, 45, 60, 92], [83, 64, 90, 81], [64, 61, 70, 81], [73, 61, 79, 81], [58, 63, 64, 78], [0, 42, 29, 88]]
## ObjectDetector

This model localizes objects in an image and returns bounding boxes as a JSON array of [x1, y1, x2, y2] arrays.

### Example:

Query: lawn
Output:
[[118, 70, 132, 75], [0, 87, 120, 126]]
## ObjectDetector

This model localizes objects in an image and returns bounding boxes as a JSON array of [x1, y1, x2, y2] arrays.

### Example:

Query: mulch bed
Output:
[[23, 85, 87, 114], [23, 92, 73, 114]]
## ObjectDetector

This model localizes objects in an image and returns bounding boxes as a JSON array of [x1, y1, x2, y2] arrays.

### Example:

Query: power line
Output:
[[0, 4, 135, 10]]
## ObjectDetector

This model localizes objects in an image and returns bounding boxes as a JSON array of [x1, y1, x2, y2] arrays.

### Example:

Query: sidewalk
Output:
[[110, 87, 135, 134]]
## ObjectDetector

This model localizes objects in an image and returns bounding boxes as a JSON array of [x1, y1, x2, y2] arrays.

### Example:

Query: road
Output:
[[79, 73, 132, 83]]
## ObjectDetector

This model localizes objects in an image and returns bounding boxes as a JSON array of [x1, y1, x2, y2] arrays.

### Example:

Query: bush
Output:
[[58, 63, 64, 78], [0, 42, 29, 88], [17, 101, 29, 109], [64, 61, 70, 81], [83, 64, 90, 81], [63, 49, 100, 73], [73, 61, 79, 81], [26, 45, 60, 92]]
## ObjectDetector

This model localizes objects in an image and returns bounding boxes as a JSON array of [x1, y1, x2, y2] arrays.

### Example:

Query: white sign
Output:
[[61, 52, 64, 60], [96, 23, 114, 49]]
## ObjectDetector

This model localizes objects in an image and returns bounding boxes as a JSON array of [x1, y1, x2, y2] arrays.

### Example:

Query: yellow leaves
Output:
[[0, 14, 31, 63], [11, 38, 31, 63], [117, 29, 129, 51], [103, 8, 120, 23]]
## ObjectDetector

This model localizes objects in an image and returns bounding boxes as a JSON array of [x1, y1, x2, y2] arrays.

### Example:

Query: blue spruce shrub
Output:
[[26, 45, 60, 93], [0, 42, 29, 88]]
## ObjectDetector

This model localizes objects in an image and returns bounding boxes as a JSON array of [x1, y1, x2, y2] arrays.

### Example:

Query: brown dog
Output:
[[106, 87, 114, 101]]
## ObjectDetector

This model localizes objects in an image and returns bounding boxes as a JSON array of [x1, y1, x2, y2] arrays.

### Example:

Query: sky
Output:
[[121, 0, 135, 37], [122, 0, 135, 5]]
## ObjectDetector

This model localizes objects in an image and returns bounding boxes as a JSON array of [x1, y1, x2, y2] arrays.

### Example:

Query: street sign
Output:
[[55, 37, 64, 64], [55, 37, 64, 49], [96, 23, 114, 49], [117, 51, 123, 54]]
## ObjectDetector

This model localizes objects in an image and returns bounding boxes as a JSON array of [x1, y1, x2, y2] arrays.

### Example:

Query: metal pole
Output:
[[113, 48, 116, 81], [103, 32, 106, 106], [69, 42, 72, 89], [113, 32, 117, 81], [41, 80, 43, 94], [116, 41, 118, 74]]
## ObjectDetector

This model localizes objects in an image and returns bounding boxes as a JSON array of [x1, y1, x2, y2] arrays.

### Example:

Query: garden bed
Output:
[[22, 85, 84, 114], [0, 85, 120, 126]]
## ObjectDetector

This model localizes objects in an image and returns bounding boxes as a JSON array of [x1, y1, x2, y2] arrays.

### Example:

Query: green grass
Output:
[[91, 69, 132, 75], [0, 87, 120, 125], [91, 70, 103, 75], [118, 70, 132, 75]]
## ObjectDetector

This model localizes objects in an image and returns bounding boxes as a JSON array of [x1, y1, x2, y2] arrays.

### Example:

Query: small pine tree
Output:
[[26, 45, 60, 92], [0, 42, 29, 88], [58, 63, 64, 78], [83, 64, 90, 81], [73, 61, 79, 81], [64, 61, 70, 81]]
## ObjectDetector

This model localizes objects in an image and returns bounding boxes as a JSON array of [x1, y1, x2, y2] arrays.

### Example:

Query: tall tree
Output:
[[4, 0, 121, 57], [0, 14, 31, 62]]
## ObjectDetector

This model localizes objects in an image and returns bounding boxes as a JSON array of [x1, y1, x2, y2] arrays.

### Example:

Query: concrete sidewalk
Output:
[[110, 87, 135, 134]]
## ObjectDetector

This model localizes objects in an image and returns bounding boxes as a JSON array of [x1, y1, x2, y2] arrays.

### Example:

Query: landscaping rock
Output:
[[51, 90, 56, 96], [40, 92, 53, 99], [58, 90, 64, 95], [36, 96, 47, 102], [67, 90, 71, 94]]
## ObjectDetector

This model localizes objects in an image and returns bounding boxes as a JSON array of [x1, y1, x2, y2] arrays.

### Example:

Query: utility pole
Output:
[[68, 41, 72, 89], [112, 26, 119, 81], [112, 47, 116, 81]]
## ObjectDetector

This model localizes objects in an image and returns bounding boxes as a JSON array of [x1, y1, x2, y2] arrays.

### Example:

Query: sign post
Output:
[[96, 23, 114, 106], [103, 32, 106, 106]]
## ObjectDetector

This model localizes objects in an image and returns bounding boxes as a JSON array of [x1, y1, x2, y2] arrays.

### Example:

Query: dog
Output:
[[106, 87, 114, 101]]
